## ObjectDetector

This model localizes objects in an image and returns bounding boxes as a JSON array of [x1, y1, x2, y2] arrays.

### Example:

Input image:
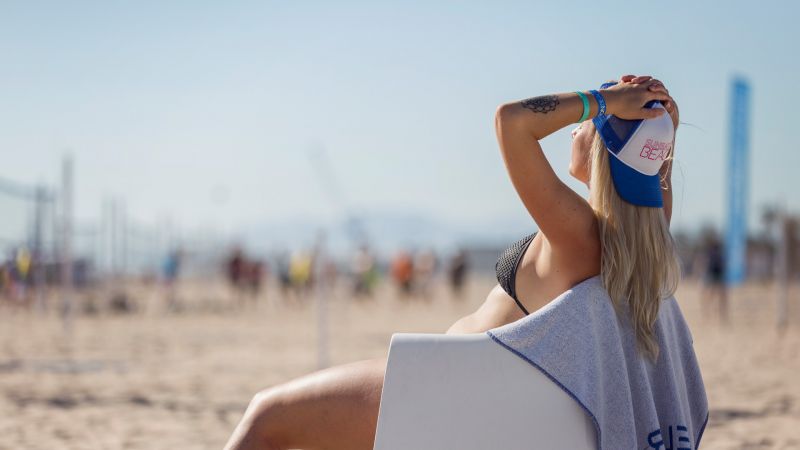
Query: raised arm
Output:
[[494, 92, 601, 248], [494, 80, 673, 247]]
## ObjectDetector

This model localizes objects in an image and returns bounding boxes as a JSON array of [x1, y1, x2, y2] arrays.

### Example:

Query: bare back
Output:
[[514, 228, 601, 314], [447, 226, 600, 334]]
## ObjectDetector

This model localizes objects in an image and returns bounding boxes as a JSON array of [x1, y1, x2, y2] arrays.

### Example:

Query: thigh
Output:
[[266, 357, 387, 450]]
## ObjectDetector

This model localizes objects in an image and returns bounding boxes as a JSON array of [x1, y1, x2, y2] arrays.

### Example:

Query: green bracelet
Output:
[[575, 91, 590, 122]]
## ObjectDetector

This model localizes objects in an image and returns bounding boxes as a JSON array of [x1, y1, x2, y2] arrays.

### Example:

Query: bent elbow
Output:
[[494, 102, 515, 128], [494, 102, 527, 136]]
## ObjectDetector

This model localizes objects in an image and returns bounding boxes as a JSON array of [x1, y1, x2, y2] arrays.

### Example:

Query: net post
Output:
[[315, 230, 330, 369], [60, 155, 74, 333]]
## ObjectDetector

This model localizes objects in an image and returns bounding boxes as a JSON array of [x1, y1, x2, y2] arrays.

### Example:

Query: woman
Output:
[[225, 74, 681, 450]]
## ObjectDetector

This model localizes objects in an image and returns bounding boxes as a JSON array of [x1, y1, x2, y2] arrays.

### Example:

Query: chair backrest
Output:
[[373, 333, 596, 450]]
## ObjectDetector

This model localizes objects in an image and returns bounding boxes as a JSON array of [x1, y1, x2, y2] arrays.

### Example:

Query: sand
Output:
[[0, 276, 798, 449]]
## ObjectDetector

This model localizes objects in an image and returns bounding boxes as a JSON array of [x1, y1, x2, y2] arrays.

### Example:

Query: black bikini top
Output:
[[495, 232, 537, 316]]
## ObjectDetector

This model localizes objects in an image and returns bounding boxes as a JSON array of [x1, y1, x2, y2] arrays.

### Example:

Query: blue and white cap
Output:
[[592, 82, 675, 207]]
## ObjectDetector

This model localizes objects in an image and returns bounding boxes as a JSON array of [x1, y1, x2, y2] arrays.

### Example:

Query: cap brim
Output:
[[608, 153, 664, 207]]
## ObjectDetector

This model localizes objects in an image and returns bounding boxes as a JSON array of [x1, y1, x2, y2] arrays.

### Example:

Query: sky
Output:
[[2, 0, 799, 248]]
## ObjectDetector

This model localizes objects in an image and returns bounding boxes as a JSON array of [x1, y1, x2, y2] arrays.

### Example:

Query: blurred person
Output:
[[746, 238, 772, 284], [0, 262, 6, 296], [227, 247, 248, 308], [413, 248, 437, 300], [390, 250, 413, 297], [275, 250, 292, 300], [0, 255, 13, 305], [228, 247, 246, 287], [351, 245, 376, 298], [700, 231, 727, 323], [448, 248, 469, 299], [225, 76, 708, 450], [6, 247, 32, 306], [322, 259, 338, 294], [15, 247, 31, 296], [248, 260, 267, 299], [289, 250, 313, 299], [162, 248, 181, 311], [787, 217, 799, 280]]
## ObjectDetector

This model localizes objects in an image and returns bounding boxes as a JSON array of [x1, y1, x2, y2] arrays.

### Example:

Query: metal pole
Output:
[[33, 185, 46, 313], [102, 198, 110, 276], [315, 231, 330, 369], [111, 198, 118, 278], [60, 156, 74, 332], [120, 199, 127, 278], [776, 209, 789, 330]]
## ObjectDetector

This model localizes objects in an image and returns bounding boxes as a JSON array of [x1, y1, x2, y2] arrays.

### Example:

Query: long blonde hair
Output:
[[588, 133, 681, 361]]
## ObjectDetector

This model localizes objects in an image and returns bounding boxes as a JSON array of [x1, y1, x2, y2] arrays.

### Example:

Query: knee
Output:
[[248, 387, 281, 419], [233, 388, 288, 450]]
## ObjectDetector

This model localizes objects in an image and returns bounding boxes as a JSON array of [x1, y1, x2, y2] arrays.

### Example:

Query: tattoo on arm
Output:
[[520, 95, 559, 114]]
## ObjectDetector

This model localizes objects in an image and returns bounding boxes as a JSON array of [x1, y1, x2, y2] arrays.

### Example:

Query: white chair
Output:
[[373, 333, 596, 450]]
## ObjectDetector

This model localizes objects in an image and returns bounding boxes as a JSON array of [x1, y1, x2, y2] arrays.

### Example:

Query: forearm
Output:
[[496, 91, 602, 140], [493, 91, 602, 244]]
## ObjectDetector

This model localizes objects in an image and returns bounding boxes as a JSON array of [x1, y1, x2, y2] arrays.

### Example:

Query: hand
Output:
[[603, 76, 673, 120], [619, 74, 675, 108], [620, 74, 679, 127]]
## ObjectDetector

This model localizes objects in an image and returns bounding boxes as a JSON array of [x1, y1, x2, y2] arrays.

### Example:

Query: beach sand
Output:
[[1, 276, 798, 449]]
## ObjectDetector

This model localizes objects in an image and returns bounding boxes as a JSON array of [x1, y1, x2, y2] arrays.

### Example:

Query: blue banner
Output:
[[725, 78, 750, 285]]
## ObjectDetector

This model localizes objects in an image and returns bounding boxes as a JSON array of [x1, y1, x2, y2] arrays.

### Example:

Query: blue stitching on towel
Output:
[[696, 412, 709, 448]]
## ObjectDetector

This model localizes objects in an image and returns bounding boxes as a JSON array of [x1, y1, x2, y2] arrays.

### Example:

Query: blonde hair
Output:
[[588, 133, 681, 361]]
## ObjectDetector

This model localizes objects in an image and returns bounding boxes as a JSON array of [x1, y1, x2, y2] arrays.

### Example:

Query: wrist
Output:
[[601, 89, 618, 116], [575, 91, 591, 122], [589, 90, 607, 117]]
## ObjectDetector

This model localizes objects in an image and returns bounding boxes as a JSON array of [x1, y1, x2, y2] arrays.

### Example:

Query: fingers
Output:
[[625, 75, 670, 95], [612, 75, 675, 120], [619, 75, 647, 84], [663, 98, 679, 118], [643, 107, 667, 119], [644, 78, 670, 98], [620, 75, 666, 89], [618, 74, 670, 96], [644, 88, 673, 119], [648, 89, 673, 103], [662, 95, 676, 111]]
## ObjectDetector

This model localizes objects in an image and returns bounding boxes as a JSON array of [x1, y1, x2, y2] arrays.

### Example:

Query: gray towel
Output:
[[487, 275, 708, 450]]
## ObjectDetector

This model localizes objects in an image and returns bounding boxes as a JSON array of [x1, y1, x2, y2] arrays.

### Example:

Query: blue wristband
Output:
[[589, 89, 606, 117], [575, 91, 590, 122]]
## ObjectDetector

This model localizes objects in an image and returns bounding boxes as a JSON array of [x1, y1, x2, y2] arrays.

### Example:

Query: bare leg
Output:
[[224, 357, 387, 450]]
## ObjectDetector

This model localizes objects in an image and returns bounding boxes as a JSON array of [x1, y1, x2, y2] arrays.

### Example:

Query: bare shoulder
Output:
[[540, 220, 601, 277], [446, 285, 526, 335]]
